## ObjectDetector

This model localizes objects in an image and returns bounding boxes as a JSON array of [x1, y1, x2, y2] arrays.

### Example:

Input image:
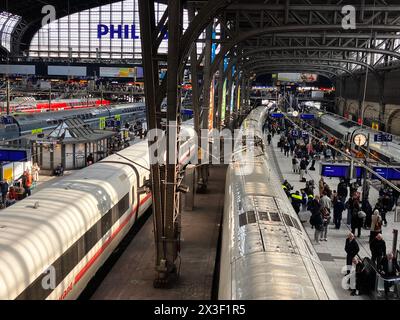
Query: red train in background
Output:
[[0, 97, 110, 113]]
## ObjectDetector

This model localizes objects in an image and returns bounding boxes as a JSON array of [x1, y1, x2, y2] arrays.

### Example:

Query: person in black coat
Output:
[[351, 200, 362, 237], [312, 211, 324, 244], [362, 199, 373, 229], [380, 252, 400, 298], [345, 233, 360, 274], [333, 197, 345, 229], [0, 180, 9, 205], [309, 195, 321, 227], [370, 233, 386, 268], [337, 179, 348, 202]]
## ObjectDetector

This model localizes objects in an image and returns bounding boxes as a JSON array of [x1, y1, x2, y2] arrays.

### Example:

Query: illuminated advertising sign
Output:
[[100, 67, 140, 78], [48, 66, 87, 77], [209, 77, 215, 130], [278, 73, 318, 83], [0, 64, 35, 75], [221, 79, 227, 122]]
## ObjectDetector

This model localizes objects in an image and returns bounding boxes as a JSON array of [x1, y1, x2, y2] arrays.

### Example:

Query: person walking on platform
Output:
[[380, 252, 400, 299], [349, 257, 365, 296], [362, 199, 373, 229], [370, 209, 383, 243], [345, 233, 360, 274], [284, 141, 290, 157], [370, 233, 386, 268], [351, 200, 363, 238], [337, 179, 348, 203], [312, 210, 324, 244], [292, 157, 299, 173], [374, 199, 387, 227], [279, 136, 285, 153], [319, 177, 325, 197], [0, 180, 9, 206], [21, 170, 32, 197], [299, 158, 309, 182], [333, 196, 345, 229], [320, 207, 331, 241], [320, 192, 332, 212], [32, 163, 40, 184], [267, 133, 272, 145], [309, 195, 321, 229]]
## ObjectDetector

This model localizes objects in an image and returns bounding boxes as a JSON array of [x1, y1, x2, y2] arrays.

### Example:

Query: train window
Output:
[[239, 213, 247, 227], [283, 213, 294, 227], [246, 211, 256, 224], [101, 209, 113, 237], [118, 193, 130, 218], [269, 212, 281, 222], [238, 211, 257, 227], [292, 218, 302, 231], [84, 222, 101, 253], [258, 211, 269, 221], [61, 241, 79, 279]]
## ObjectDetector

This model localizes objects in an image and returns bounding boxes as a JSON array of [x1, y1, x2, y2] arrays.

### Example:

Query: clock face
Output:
[[354, 134, 367, 146]]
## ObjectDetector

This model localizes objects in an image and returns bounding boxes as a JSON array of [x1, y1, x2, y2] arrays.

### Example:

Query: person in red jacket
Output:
[[21, 170, 32, 197]]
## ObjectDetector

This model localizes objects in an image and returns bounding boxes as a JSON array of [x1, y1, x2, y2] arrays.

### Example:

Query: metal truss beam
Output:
[[251, 67, 336, 79], [242, 56, 376, 73], [245, 62, 352, 76]]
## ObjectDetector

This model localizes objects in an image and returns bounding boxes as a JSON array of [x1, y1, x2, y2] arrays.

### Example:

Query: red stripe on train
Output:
[[72, 193, 152, 287]]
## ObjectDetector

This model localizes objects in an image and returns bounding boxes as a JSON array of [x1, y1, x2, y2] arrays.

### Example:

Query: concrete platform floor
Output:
[[90, 165, 226, 300]]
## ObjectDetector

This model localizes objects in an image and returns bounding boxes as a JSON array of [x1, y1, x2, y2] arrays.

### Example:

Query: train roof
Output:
[[11, 103, 146, 124]]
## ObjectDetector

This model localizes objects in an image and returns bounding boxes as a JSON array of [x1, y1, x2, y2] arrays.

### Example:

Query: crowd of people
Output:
[[264, 114, 400, 299]]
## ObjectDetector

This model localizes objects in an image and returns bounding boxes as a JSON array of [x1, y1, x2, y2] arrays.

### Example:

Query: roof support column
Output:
[[197, 22, 213, 192], [225, 61, 233, 128], [377, 73, 386, 131], [160, 0, 183, 287], [138, 0, 172, 288], [188, 4, 200, 141], [216, 61, 225, 129]]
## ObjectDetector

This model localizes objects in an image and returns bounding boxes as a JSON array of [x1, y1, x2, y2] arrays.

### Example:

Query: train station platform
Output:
[[268, 134, 400, 300], [90, 165, 226, 300]]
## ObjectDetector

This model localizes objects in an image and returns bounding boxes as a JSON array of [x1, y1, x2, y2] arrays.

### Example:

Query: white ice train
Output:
[[219, 106, 338, 300], [0, 120, 196, 300], [316, 111, 400, 164]]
